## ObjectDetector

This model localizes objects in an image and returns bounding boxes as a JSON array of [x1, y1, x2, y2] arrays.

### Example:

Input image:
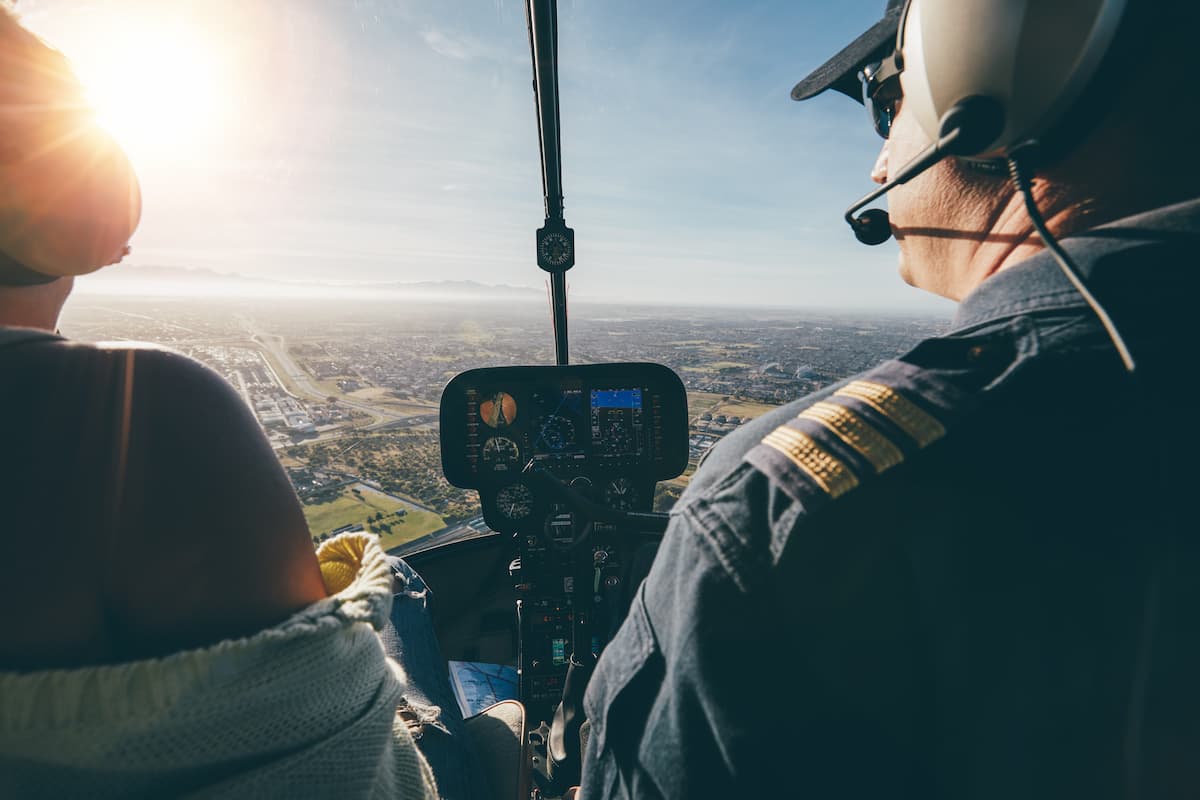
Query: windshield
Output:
[[22, 0, 953, 554]]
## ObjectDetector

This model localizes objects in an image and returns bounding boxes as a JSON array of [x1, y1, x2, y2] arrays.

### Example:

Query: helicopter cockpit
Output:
[[441, 363, 686, 710], [418, 3, 693, 790], [10, 0, 1200, 794], [5, 0, 1062, 796]]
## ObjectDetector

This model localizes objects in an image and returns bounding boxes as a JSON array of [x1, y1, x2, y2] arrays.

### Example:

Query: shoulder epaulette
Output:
[[744, 360, 967, 510]]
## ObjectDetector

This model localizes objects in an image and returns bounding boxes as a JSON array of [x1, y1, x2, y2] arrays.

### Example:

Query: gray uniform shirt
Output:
[[581, 198, 1200, 800]]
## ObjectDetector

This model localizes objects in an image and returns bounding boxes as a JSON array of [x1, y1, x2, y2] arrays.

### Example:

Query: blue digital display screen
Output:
[[590, 389, 642, 409], [552, 638, 567, 666]]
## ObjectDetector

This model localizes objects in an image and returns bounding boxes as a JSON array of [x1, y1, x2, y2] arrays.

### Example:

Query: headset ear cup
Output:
[[900, 0, 1128, 158]]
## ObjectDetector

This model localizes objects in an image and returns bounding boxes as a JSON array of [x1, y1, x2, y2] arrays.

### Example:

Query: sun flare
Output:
[[25, 8, 231, 167]]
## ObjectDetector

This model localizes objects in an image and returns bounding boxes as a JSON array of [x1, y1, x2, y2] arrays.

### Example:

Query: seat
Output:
[[464, 699, 529, 800]]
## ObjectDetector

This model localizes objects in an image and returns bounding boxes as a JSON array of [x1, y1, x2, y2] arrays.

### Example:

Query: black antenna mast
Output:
[[525, 0, 574, 365]]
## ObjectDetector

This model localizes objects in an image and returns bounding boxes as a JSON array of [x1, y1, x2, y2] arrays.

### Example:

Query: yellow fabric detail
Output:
[[835, 380, 946, 447], [317, 534, 371, 595], [762, 425, 860, 499], [798, 401, 905, 474]]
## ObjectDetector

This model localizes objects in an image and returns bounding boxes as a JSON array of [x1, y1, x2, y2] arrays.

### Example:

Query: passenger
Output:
[[0, 7, 481, 798], [582, 1, 1200, 798]]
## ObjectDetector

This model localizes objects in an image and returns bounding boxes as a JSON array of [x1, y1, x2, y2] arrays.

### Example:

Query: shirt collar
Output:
[[952, 197, 1200, 332]]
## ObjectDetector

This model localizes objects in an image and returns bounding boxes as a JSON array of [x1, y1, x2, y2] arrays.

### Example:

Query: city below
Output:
[[61, 292, 950, 555]]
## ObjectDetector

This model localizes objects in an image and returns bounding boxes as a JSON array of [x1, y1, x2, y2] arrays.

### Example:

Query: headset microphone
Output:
[[846, 96, 1004, 245], [844, 139, 945, 245]]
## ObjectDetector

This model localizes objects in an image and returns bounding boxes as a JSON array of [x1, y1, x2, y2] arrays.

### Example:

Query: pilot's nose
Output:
[[870, 140, 889, 185]]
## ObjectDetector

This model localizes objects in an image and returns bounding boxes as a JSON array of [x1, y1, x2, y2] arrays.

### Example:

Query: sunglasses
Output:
[[860, 52, 903, 139]]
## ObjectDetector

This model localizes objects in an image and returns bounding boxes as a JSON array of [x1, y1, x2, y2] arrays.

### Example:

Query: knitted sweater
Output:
[[0, 533, 439, 799]]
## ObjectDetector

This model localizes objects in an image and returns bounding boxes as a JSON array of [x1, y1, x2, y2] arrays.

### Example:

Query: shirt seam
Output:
[[952, 293, 1089, 334], [679, 496, 756, 595]]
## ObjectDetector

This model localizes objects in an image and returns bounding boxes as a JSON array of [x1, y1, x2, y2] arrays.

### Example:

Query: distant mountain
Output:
[[356, 279, 540, 297], [74, 264, 542, 300]]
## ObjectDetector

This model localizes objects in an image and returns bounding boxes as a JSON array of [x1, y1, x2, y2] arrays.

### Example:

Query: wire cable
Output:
[[1006, 153, 1136, 373]]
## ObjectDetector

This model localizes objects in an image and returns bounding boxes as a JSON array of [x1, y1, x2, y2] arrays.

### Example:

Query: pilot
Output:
[[0, 7, 479, 798], [582, 0, 1200, 798]]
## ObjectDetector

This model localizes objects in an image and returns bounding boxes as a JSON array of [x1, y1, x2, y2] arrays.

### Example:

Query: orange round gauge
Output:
[[480, 392, 518, 428]]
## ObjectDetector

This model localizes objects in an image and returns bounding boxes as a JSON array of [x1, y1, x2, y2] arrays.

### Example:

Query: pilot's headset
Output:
[[882, 0, 1147, 372], [897, 0, 1132, 162]]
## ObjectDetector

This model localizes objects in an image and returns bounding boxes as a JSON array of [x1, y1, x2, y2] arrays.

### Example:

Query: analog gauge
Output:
[[480, 392, 517, 428], [536, 414, 576, 451], [604, 477, 639, 511], [496, 483, 534, 520], [481, 436, 522, 471], [538, 231, 573, 268]]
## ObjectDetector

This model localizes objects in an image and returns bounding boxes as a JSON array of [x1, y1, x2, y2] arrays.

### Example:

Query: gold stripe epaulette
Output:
[[757, 379, 948, 501], [761, 425, 860, 499], [835, 380, 945, 447], [797, 401, 904, 473]]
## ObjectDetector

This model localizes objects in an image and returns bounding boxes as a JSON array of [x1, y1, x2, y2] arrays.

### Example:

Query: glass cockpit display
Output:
[[465, 385, 650, 478], [590, 389, 643, 457], [441, 364, 688, 533], [469, 382, 638, 476], [530, 386, 584, 456]]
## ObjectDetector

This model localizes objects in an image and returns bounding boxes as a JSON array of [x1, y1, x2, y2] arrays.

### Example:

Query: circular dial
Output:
[[538, 232, 572, 267], [604, 477, 640, 511], [479, 392, 517, 428], [536, 414, 576, 452], [481, 436, 522, 470], [495, 483, 534, 520]]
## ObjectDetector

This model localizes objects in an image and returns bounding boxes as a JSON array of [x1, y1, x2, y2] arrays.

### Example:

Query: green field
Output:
[[681, 361, 752, 373], [687, 391, 780, 424], [304, 484, 446, 551]]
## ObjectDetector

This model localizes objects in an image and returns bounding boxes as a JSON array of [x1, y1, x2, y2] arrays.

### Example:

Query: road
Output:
[[388, 515, 494, 556], [367, 413, 439, 432], [244, 321, 409, 425]]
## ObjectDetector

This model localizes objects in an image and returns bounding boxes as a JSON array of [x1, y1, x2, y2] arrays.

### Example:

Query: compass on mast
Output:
[[537, 222, 575, 272]]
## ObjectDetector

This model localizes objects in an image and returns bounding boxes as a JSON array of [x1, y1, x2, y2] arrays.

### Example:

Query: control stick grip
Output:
[[547, 651, 595, 785]]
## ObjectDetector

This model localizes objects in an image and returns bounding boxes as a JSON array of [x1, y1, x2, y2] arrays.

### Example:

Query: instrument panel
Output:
[[441, 363, 688, 725], [440, 363, 689, 531]]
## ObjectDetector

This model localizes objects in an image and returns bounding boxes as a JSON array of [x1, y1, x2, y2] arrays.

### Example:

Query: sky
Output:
[[19, 0, 954, 313]]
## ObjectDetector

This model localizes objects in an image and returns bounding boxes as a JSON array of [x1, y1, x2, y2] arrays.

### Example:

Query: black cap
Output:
[[791, 0, 905, 104]]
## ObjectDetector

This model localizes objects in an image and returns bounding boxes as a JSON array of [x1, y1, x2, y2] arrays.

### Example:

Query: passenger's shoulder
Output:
[[4, 336, 242, 421], [82, 340, 247, 409], [18, 336, 218, 379]]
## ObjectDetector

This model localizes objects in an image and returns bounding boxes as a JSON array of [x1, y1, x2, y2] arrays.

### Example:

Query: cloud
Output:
[[421, 27, 472, 60], [419, 24, 524, 65]]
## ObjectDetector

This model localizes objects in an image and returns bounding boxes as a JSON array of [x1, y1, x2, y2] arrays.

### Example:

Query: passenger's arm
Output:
[[100, 346, 328, 659]]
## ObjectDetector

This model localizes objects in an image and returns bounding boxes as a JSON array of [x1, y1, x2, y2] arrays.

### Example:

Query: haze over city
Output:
[[21, 0, 955, 313]]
